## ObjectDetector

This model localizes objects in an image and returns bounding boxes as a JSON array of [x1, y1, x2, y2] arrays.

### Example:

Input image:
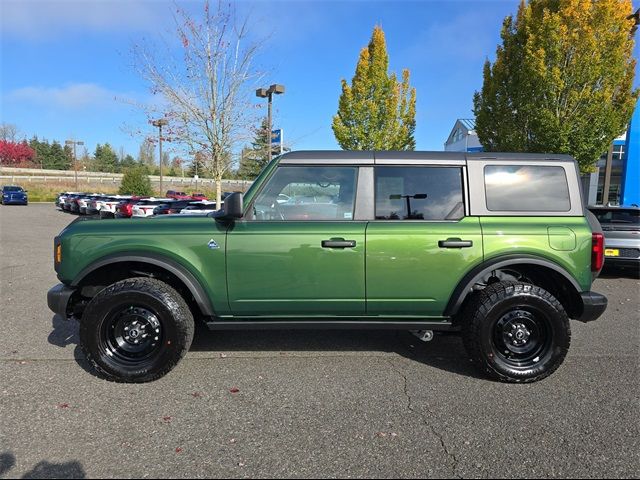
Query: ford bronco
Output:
[[48, 151, 607, 383]]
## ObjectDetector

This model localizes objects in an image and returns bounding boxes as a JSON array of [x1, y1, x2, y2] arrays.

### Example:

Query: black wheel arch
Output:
[[71, 253, 215, 317], [446, 254, 584, 320]]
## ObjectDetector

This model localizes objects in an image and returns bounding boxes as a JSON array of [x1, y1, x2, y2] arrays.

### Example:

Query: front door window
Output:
[[249, 166, 358, 221]]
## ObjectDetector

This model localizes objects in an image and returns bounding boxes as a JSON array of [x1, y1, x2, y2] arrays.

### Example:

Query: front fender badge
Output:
[[208, 239, 220, 250]]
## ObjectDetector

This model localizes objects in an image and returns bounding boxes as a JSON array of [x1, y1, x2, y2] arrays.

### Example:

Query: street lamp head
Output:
[[256, 88, 268, 98], [77, 141, 84, 146], [151, 118, 168, 128], [270, 84, 285, 95]]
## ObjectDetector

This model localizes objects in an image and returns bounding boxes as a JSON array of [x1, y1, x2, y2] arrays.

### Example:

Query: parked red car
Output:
[[190, 192, 208, 200], [114, 196, 148, 218], [165, 190, 192, 200]]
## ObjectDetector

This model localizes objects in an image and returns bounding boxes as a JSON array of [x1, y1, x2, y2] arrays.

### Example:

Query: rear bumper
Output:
[[47, 284, 77, 318], [603, 257, 640, 268], [577, 291, 608, 323]]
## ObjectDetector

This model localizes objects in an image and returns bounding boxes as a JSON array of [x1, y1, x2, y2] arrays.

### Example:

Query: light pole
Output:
[[65, 140, 84, 191], [256, 84, 285, 162], [151, 119, 168, 195]]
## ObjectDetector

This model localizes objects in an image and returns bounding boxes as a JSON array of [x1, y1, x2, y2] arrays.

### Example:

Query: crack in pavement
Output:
[[386, 358, 462, 479]]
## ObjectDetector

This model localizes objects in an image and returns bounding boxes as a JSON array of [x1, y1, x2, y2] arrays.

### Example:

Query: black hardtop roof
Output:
[[278, 150, 575, 163]]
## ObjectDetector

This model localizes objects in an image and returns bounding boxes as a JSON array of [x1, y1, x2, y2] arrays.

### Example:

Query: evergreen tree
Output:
[[237, 119, 270, 179], [63, 144, 74, 170], [332, 26, 416, 151], [119, 167, 153, 196], [473, 0, 638, 173], [29, 137, 50, 169], [121, 154, 137, 169], [94, 143, 119, 172], [48, 141, 70, 170]]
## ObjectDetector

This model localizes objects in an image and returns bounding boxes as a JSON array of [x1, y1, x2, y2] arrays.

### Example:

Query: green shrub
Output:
[[119, 167, 153, 196]]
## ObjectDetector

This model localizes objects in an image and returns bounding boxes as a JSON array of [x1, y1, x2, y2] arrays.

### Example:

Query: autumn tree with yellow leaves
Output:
[[333, 26, 417, 151], [474, 0, 638, 172]]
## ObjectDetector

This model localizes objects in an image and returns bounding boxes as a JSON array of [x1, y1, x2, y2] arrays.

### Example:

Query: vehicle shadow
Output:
[[598, 265, 640, 279], [49, 315, 482, 380], [191, 323, 483, 380], [47, 315, 80, 350], [0, 450, 86, 479]]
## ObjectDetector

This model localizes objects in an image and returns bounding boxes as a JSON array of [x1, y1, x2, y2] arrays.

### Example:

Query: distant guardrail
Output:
[[0, 167, 252, 191]]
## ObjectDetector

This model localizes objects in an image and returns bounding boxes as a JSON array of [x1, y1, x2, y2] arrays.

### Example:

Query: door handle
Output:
[[322, 239, 357, 249], [438, 238, 473, 248]]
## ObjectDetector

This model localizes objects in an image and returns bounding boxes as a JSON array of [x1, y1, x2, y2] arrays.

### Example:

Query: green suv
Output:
[[47, 151, 607, 383]]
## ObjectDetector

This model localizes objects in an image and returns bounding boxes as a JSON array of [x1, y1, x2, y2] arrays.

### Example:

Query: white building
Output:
[[444, 119, 483, 152]]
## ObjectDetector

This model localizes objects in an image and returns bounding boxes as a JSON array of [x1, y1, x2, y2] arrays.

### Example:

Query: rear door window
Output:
[[374, 166, 464, 220], [484, 165, 571, 212]]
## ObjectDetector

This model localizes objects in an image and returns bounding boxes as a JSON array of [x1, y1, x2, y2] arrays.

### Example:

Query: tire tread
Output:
[[461, 281, 571, 383], [80, 277, 194, 383]]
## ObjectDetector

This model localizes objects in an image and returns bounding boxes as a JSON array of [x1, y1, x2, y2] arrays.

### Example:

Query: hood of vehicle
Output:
[[60, 213, 214, 237]]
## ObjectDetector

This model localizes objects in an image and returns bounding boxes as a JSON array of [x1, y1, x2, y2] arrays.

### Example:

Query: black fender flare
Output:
[[444, 254, 583, 317], [72, 253, 215, 316]]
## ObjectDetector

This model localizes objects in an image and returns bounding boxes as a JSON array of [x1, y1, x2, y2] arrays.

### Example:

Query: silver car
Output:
[[589, 206, 640, 270]]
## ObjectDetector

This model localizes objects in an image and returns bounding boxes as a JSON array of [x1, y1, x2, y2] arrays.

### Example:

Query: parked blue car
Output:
[[1, 185, 28, 205]]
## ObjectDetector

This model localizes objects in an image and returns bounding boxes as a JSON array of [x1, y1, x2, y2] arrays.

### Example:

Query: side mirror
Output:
[[223, 192, 243, 219]]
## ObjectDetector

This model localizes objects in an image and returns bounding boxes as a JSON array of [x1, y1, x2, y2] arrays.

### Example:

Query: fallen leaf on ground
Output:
[[229, 387, 240, 394], [56, 403, 69, 409], [162, 416, 172, 422], [175, 447, 182, 453]]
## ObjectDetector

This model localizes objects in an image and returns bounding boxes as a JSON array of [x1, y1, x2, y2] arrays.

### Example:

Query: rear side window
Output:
[[375, 167, 464, 220], [484, 165, 570, 212]]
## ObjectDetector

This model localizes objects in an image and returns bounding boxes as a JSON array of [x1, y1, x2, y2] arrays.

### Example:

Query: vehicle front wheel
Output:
[[462, 281, 570, 383], [80, 277, 194, 383]]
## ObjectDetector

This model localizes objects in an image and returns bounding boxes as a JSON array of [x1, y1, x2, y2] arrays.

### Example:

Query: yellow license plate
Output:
[[605, 249, 619, 257]]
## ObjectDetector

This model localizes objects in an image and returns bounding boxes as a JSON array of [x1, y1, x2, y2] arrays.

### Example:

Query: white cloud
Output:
[[0, 0, 167, 40], [6, 83, 126, 109]]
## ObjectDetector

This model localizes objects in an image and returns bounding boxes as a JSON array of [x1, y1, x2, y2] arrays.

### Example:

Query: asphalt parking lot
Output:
[[0, 204, 638, 479]]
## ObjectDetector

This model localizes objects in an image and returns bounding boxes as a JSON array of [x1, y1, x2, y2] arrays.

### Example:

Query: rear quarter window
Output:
[[484, 165, 571, 212]]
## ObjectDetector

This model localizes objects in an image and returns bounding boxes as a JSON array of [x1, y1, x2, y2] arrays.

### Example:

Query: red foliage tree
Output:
[[0, 140, 35, 166]]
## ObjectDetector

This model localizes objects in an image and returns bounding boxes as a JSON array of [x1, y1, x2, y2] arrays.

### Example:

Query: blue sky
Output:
[[1, 0, 639, 163]]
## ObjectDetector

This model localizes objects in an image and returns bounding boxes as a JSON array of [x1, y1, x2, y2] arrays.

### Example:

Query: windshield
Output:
[[590, 208, 640, 225], [3, 186, 23, 192]]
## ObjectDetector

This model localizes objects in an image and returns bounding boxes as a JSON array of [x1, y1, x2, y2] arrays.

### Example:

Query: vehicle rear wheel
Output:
[[80, 277, 194, 383], [461, 281, 570, 383]]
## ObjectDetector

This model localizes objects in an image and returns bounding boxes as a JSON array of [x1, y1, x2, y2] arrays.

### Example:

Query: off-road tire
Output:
[[80, 277, 194, 383], [461, 281, 571, 383]]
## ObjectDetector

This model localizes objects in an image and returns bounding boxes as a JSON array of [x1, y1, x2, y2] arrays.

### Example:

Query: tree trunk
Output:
[[216, 177, 222, 210]]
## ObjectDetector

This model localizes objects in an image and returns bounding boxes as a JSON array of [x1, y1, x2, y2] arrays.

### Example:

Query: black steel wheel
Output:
[[80, 277, 194, 383], [100, 306, 164, 366], [462, 281, 571, 383]]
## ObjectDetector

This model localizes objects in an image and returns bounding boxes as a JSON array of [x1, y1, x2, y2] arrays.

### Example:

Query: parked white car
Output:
[[98, 196, 132, 219], [132, 199, 173, 218], [179, 200, 219, 215]]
